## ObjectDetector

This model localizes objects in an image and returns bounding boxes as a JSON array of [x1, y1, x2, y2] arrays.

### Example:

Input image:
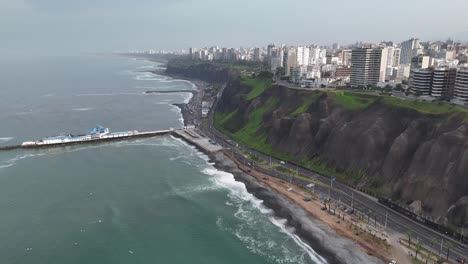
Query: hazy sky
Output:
[[1, 0, 468, 54]]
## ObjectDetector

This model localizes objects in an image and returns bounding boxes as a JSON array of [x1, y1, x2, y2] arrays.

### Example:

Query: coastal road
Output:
[[195, 84, 468, 263], [208, 127, 468, 262]]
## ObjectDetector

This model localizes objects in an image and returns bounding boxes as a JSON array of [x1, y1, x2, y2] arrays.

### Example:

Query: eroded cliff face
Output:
[[217, 80, 468, 226], [166, 60, 235, 83]]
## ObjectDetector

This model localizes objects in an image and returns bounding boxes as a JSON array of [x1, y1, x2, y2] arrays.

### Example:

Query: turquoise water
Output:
[[0, 55, 325, 264]]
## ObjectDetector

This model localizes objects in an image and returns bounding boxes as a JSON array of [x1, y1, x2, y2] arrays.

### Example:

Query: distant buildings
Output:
[[183, 37, 467, 99]]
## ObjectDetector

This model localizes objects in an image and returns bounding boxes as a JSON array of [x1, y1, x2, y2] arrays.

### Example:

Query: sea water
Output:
[[0, 54, 325, 264]]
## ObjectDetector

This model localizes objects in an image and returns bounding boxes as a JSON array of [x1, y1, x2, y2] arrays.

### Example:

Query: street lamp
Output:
[[461, 221, 468, 243], [328, 177, 335, 200]]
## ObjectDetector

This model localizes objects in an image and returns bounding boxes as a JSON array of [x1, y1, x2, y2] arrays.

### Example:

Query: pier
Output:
[[144, 90, 194, 94], [0, 127, 223, 154]]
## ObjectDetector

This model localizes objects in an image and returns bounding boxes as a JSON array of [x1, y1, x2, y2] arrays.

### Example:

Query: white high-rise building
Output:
[[350, 47, 387, 86], [309, 46, 321, 65], [296, 46, 310, 66]]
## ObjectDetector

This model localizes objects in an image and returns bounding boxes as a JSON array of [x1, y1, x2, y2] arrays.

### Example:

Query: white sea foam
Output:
[[183, 92, 193, 104], [72, 107, 94, 112], [157, 79, 197, 89], [206, 166, 327, 264], [170, 105, 184, 127], [0, 144, 110, 169], [270, 217, 328, 264], [0, 164, 14, 169], [173, 184, 221, 197], [134, 72, 170, 81], [0, 137, 14, 142], [0, 152, 48, 169], [137, 65, 156, 70]]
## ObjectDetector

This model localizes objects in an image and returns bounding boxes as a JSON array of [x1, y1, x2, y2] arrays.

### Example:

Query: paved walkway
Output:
[[174, 128, 223, 153]]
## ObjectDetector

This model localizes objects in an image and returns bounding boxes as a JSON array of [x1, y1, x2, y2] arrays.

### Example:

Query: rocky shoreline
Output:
[[207, 151, 383, 264], [145, 63, 388, 263]]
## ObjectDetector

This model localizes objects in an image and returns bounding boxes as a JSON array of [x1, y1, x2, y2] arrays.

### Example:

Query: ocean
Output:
[[0, 54, 326, 264]]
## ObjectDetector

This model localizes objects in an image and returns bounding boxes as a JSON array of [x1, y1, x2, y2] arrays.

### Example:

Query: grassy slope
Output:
[[243, 77, 272, 100], [215, 80, 468, 196]]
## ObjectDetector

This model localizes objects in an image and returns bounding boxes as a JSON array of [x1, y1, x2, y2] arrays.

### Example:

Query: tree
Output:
[[446, 242, 454, 261], [276, 67, 285, 77], [427, 237, 437, 264], [407, 230, 414, 248], [415, 242, 422, 260]]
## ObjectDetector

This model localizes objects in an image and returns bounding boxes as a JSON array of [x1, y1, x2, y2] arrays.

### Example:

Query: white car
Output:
[[388, 261, 397, 264]]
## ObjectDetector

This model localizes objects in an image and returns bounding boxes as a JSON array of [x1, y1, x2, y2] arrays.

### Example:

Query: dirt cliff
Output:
[[216, 79, 468, 227]]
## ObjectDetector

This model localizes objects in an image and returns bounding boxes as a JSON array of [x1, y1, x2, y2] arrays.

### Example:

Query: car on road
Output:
[[280, 161, 285, 165], [388, 260, 397, 264]]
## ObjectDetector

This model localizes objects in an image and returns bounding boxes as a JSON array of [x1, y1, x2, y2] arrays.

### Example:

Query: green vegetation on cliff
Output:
[[243, 77, 272, 100], [215, 97, 278, 154], [383, 96, 468, 118], [329, 91, 377, 110], [290, 92, 321, 117]]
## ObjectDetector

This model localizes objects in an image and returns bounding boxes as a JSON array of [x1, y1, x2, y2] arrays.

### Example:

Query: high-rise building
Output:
[[296, 46, 309, 66], [409, 69, 432, 95], [340, 50, 352, 65], [284, 48, 297, 76], [396, 64, 411, 80], [392, 48, 401, 67], [253, 48, 261, 62], [309, 45, 321, 65], [350, 48, 386, 86], [411, 55, 431, 69], [431, 67, 457, 98], [332, 43, 340, 50], [289, 66, 308, 84], [267, 44, 276, 57], [454, 68, 468, 101], [400, 38, 420, 64]]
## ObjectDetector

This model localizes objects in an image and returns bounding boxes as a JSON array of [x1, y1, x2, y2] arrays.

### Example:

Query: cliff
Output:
[[215, 77, 468, 227], [165, 59, 238, 83]]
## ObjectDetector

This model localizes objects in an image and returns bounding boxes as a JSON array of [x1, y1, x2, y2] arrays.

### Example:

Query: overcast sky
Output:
[[1, 0, 468, 54]]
